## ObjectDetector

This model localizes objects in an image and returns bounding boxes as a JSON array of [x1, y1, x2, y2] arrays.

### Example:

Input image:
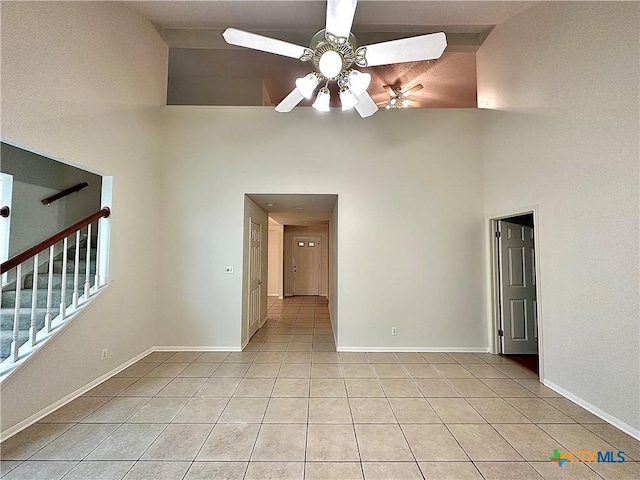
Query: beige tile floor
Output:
[[1, 296, 639, 479]]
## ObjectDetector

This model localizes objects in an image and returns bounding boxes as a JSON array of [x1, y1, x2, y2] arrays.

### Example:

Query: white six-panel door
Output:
[[248, 220, 262, 338], [499, 220, 538, 354], [293, 236, 321, 296]]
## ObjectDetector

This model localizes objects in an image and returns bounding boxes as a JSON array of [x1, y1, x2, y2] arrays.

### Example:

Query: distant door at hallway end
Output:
[[293, 236, 321, 296]]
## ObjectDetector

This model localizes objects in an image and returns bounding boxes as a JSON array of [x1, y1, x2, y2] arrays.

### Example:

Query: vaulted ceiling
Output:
[[122, 1, 536, 108]]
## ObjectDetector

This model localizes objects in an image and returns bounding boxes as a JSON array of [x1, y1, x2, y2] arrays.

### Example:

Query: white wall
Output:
[[329, 202, 338, 343], [267, 220, 284, 297], [478, 2, 639, 433], [159, 107, 486, 351], [0, 2, 167, 432], [283, 225, 329, 297]]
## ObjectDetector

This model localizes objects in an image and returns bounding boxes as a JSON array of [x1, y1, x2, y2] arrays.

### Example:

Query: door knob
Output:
[[258, 280, 263, 285]]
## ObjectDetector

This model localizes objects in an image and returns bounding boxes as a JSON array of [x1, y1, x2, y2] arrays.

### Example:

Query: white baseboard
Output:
[[267, 294, 279, 297], [0, 346, 154, 443], [278, 296, 283, 300], [543, 379, 640, 441], [153, 345, 242, 352], [337, 346, 490, 353]]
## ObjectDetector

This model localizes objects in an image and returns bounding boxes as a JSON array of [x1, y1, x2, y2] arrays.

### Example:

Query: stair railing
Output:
[[0, 207, 110, 364]]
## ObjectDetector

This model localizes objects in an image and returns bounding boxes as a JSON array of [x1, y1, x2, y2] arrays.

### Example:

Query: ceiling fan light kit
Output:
[[312, 87, 331, 112], [222, 0, 447, 118]]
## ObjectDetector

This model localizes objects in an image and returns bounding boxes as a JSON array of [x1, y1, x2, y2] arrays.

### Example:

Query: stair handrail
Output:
[[41, 182, 89, 206], [1, 207, 110, 275]]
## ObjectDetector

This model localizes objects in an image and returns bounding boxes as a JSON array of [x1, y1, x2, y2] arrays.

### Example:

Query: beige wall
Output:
[[267, 220, 284, 297], [329, 203, 339, 343], [478, 2, 639, 434], [159, 107, 486, 351], [0, 2, 167, 432], [283, 225, 329, 297]]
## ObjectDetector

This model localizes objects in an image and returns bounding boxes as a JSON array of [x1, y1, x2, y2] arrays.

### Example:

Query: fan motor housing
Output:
[[310, 30, 358, 79]]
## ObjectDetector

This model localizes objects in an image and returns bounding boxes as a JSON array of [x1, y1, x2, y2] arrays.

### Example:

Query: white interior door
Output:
[[248, 220, 262, 338], [0, 173, 13, 284], [499, 220, 538, 354], [293, 236, 320, 296]]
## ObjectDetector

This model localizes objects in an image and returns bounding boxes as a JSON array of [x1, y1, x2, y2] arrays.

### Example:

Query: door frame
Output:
[[247, 217, 264, 340], [486, 206, 544, 380], [292, 235, 322, 296]]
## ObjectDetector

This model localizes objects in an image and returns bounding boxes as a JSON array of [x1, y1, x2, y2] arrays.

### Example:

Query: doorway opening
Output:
[[490, 210, 542, 378], [243, 194, 338, 348]]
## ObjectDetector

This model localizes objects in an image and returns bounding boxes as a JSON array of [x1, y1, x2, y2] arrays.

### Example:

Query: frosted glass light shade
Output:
[[318, 51, 343, 79], [339, 88, 359, 111], [348, 70, 371, 96], [312, 88, 331, 112], [295, 73, 320, 99]]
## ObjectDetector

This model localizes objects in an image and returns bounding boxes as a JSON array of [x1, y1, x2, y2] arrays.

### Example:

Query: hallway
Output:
[[1, 296, 638, 479]]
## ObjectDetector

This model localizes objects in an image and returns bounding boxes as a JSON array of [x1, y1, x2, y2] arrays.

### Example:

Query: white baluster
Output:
[[94, 221, 101, 289], [84, 223, 92, 299], [59, 237, 68, 319], [72, 230, 80, 308], [11, 263, 21, 362], [44, 246, 54, 333], [29, 254, 38, 346]]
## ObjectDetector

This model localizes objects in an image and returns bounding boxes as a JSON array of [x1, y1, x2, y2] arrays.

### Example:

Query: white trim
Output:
[[153, 345, 242, 352], [543, 379, 640, 441], [485, 206, 545, 380], [241, 338, 249, 350], [267, 294, 280, 297], [259, 314, 268, 328], [278, 296, 283, 300], [0, 346, 154, 442], [328, 301, 337, 346], [337, 346, 489, 353]]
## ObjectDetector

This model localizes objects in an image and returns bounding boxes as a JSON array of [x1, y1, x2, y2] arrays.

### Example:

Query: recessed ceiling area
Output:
[[247, 194, 337, 226], [123, 1, 537, 108]]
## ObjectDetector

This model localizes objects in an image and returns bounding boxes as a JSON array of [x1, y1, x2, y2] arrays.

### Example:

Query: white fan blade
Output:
[[354, 91, 378, 118], [275, 88, 304, 113], [223, 28, 307, 60], [361, 32, 447, 67], [403, 84, 424, 97], [326, 0, 358, 39]]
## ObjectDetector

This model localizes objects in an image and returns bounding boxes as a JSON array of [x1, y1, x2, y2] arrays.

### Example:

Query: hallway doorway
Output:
[[490, 211, 542, 378], [244, 194, 338, 348]]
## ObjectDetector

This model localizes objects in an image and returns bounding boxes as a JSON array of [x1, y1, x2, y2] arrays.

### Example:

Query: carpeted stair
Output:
[[1, 238, 97, 361]]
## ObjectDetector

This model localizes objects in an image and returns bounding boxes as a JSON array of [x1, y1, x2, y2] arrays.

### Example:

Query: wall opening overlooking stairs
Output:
[[1, 228, 99, 361], [0, 141, 112, 380]]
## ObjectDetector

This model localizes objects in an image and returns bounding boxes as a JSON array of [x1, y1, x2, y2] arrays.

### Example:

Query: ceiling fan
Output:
[[222, 0, 446, 118], [377, 84, 424, 109]]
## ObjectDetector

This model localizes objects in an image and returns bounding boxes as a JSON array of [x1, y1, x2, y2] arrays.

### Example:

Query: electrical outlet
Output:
[[391, 327, 398, 336], [101, 349, 108, 360], [225, 266, 234, 274]]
